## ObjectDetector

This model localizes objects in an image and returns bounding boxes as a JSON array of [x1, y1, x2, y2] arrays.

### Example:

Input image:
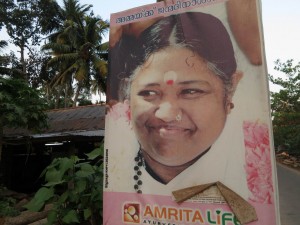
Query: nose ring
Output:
[[175, 114, 182, 121]]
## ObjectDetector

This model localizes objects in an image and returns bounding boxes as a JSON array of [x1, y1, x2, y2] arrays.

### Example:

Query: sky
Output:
[[2, 0, 300, 92]]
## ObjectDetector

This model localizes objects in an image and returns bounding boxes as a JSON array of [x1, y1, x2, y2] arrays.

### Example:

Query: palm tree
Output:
[[42, 0, 109, 108]]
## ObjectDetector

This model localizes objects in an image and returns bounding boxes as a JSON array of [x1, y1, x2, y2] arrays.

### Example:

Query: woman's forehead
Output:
[[132, 67, 221, 90], [135, 47, 212, 79], [163, 71, 177, 85], [141, 47, 201, 70]]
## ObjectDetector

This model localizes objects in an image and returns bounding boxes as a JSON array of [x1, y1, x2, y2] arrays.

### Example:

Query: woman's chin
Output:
[[153, 154, 194, 167], [148, 146, 208, 167]]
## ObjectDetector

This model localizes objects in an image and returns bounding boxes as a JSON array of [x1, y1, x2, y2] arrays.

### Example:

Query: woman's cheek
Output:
[[131, 100, 155, 121]]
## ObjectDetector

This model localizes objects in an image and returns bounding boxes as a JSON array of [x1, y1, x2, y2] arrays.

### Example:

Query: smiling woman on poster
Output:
[[106, 11, 247, 196]]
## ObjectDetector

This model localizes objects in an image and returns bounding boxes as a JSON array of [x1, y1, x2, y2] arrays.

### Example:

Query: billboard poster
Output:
[[104, 0, 280, 224]]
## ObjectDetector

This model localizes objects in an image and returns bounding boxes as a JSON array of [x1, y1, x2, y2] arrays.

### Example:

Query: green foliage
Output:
[[0, 76, 48, 131], [0, 199, 20, 217], [0, 76, 48, 161], [25, 145, 104, 225], [0, 0, 14, 30], [25, 187, 55, 212], [1, 0, 108, 109], [269, 59, 300, 153], [0, 186, 20, 217], [37, 0, 63, 35], [5, 0, 41, 47]]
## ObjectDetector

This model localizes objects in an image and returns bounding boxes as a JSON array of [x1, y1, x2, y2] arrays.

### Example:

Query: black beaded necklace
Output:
[[134, 149, 166, 193], [133, 150, 144, 193]]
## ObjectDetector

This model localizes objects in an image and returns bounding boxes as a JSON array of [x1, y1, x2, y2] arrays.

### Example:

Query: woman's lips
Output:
[[147, 124, 194, 139], [159, 126, 185, 137]]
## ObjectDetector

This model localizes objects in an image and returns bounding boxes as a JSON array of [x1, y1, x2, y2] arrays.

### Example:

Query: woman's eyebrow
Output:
[[142, 82, 161, 88], [139, 80, 210, 87], [178, 80, 211, 86]]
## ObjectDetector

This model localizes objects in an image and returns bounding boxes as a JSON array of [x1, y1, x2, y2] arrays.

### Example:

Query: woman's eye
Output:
[[137, 90, 159, 100], [180, 89, 205, 99]]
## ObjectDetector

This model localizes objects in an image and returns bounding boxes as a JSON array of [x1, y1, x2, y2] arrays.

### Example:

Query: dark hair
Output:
[[108, 12, 237, 101]]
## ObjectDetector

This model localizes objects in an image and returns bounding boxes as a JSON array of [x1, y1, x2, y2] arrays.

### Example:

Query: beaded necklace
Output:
[[133, 150, 144, 193]]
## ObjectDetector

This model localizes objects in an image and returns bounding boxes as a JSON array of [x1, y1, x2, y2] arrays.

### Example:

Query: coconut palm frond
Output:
[[42, 42, 73, 53], [97, 19, 109, 33], [47, 53, 78, 67], [99, 42, 109, 51], [50, 62, 78, 87], [74, 63, 89, 82], [97, 60, 108, 76]]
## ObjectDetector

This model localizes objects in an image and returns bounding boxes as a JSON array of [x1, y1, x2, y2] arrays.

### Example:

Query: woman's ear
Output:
[[231, 71, 243, 94], [226, 71, 243, 114]]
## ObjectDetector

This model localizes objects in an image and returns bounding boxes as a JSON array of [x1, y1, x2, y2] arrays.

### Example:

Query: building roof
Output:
[[46, 104, 106, 133], [3, 104, 106, 143]]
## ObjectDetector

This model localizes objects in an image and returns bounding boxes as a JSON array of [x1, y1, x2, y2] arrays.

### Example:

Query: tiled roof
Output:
[[4, 104, 106, 139], [46, 104, 106, 133]]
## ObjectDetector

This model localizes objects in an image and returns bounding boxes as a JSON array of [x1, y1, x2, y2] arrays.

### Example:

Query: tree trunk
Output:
[[72, 84, 82, 107], [54, 86, 63, 109], [19, 40, 27, 81], [64, 82, 69, 108], [46, 84, 51, 106], [0, 117, 4, 163], [0, 117, 4, 198]]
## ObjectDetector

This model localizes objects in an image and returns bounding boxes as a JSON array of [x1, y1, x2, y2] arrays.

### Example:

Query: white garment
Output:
[[104, 113, 249, 200]]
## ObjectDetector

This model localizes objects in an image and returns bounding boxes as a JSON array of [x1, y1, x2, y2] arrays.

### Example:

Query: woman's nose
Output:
[[154, 101, 182, 122]]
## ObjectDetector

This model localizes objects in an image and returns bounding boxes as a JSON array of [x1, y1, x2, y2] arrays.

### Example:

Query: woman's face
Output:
[[130, 47, 231, 166]]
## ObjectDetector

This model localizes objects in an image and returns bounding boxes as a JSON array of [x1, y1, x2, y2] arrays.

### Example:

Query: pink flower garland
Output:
[[243, 121, 274, 204], [107, 100, 131, 122]]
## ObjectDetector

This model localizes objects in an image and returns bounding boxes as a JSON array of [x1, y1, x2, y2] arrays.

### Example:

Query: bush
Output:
[[0, 186, 20, 217], [25, 145, 104, 225]]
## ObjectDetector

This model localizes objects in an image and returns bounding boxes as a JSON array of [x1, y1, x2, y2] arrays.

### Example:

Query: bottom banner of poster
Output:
[[103, 192, 276, 225]]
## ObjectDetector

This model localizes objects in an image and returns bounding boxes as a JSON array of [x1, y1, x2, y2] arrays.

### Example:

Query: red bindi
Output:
[[166, 80, 174, 85]]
